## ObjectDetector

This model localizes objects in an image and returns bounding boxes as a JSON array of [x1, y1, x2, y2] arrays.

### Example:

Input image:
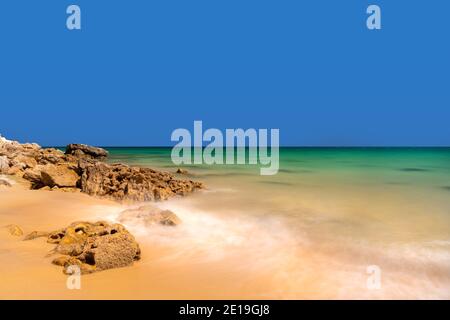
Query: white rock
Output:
[[0, 134, 13, 148]]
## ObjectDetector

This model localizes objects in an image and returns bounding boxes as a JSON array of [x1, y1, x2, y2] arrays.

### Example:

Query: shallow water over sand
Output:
[[1, 148, 449, 299]]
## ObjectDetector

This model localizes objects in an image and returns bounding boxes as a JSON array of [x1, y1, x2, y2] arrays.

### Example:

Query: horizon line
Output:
[[46, 145, 450, 149]]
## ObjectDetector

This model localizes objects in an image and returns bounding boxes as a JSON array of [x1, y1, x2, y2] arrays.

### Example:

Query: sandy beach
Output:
[[0, 182, 299, 300]]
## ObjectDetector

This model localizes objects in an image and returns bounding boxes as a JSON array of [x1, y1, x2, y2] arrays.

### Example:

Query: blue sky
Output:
[[0, 0, 449, 146]]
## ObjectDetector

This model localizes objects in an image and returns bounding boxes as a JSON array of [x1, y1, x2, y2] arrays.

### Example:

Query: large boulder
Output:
[[26, 221, 142, 275], [22, 166, 45, 189], [78, 231, 141, 272], [40, 164, 80, 188], [65, 144, 109, 160]]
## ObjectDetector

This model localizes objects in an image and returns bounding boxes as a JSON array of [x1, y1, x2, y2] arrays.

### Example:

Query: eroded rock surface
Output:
[[65, 144, 109, 160], [80, 161, 203, 202], [25, 221, 141, 275]]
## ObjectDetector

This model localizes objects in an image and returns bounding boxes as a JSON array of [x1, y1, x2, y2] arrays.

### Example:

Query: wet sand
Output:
[[1, 171, 450, 300], [0, 184, 294, 300]]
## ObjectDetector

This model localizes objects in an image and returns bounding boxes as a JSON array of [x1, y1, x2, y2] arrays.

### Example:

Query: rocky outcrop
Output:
[[25, 221, 141, 275], [80, 161, 204, 202], [119, 205, 181, 227], [0, 135, 203, 202], [65, 144, 109, 160]]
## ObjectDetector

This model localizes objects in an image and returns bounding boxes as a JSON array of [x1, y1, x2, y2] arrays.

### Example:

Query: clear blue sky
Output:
[[0, 0, 449, 146]]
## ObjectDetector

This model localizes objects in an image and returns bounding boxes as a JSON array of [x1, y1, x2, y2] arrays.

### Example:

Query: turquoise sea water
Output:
[[105, 147, 450, 299], [107, 147, 450, 192]]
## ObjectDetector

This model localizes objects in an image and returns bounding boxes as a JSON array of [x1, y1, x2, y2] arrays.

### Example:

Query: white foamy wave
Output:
[[86, 204, 127, 222], [113, 198, 302, 267], [201, 187, 239, 194]]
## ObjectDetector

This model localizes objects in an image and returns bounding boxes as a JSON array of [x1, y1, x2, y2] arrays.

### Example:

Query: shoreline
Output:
[[0, 135, 206, 281]]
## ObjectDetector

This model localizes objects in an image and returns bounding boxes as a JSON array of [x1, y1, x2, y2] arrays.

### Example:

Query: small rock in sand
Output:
[[5, 224, 24, 237], [119, 205, 182, 227]]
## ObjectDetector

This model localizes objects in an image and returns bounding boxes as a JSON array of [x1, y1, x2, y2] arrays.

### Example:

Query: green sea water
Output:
[[104, 147, 450, 299], [107, 147, 450, 191]]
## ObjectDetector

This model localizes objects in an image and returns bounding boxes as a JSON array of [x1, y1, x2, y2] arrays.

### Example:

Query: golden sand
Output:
[[1, 176, 449, 300], [0, 184, 287, 300]]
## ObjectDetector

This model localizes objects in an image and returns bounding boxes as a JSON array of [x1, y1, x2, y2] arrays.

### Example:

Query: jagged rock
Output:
[[80, 161, 203, 202], [1, 135, 204, 202], [62, 257, 98, 275], [65, 144, 109, 160], [47, 229, 67, 244], [23, 231, 49, 241], [176, 168, 189, 175], [23, 164, 80, 189], [35, 148, 66, 165], [5, 224, 24, 237], [40, 164, 80, 188], [78, 232, 140, 272], [23, 167, 44, 188], [26, 221, 140, 275], [0, 156, 9, 173], [11, 155, 37, 169], [119, 205, 181, 227], [52, 256, 72, 267]]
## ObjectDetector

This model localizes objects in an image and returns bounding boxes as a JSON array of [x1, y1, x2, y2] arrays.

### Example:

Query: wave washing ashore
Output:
[[1, 136, 450, 299], [0, 135, 203, 277]]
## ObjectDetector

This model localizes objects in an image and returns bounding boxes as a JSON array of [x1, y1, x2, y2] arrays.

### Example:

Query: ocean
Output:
[[102, 147, 450, 299]]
